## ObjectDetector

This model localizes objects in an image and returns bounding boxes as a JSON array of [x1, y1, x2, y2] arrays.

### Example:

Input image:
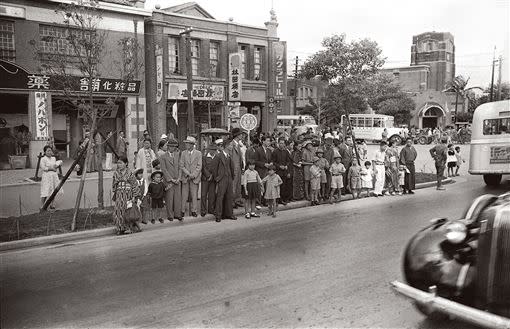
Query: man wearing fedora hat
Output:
[[228, 128, 245, 208], [160, 138, 182, 221], [180, 136, 202, 217], [211, 139, 236, 222], [201, 143, 218, 217]]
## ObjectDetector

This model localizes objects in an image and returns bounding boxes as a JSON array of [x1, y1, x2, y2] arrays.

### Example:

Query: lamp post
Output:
[[180, 27, 194, 134]]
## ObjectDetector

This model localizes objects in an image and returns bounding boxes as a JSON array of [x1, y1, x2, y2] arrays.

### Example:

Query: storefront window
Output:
[[168, 36, 179, 74], [0, 19, 15, 62], [190, 39, 200, 76], [254, 47, 262, 80], [209, 41, 219, 77]]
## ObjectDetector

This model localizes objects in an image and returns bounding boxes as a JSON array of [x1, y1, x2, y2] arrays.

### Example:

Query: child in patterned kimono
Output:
[[262, 165, 283, 218], [147, 171, 166, 224]]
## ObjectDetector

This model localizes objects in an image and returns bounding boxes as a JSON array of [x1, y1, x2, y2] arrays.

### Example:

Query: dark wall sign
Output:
[[0, 59, 141, 95]]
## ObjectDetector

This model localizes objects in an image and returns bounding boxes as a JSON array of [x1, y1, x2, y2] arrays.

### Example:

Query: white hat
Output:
[[183, 136, 196, 144], [214, 138, 224, 145], [161, 134, 168, 139], [324, 133, 334, 139]]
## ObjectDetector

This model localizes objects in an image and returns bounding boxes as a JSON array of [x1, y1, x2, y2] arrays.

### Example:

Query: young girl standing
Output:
[[242, 161, 263, 219], [446, 144, 457, 177], [262, 165, 283, 218], [360, 161, 374, 198], [310, 156, 322, 206], [147, 171, 166, 224]]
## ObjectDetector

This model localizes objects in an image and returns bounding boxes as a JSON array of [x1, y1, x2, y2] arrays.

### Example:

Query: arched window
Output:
[[423, 107, 442, 117]]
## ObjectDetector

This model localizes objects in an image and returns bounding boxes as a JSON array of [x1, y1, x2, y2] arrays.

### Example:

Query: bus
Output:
[[276, 115, 318, 135], [340, 113, 407, 144], [469, 100, 510, 186]]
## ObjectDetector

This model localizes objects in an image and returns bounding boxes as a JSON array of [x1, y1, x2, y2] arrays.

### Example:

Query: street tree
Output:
[[376, 95, 415, 125], [34, 0, 140, 230]]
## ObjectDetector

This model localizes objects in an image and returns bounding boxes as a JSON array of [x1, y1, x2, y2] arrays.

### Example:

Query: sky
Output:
[[144, 0, 510, 88]]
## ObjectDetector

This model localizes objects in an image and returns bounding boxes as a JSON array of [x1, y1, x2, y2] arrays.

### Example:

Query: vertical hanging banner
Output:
[[34, 91, 49, 139], [155, 44, 163, 103], [229, 53, 242, 101], [273, 41, 287, 101]]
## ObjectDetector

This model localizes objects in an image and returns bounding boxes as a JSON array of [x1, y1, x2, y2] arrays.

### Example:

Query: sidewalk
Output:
[[0, 177, 453, 252]]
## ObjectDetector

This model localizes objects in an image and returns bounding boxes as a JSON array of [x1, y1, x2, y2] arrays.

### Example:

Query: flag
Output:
[[172, 101, 178, 124]]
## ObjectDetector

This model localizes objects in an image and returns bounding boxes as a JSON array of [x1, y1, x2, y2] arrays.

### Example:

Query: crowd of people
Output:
[[108, 127, 439, 235]]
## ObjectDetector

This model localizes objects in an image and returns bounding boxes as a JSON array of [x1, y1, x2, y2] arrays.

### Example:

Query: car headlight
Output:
[[445, 221, 467, 244]]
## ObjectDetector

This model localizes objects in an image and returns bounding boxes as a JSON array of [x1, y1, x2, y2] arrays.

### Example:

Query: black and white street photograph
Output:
[[0, 0, 509, 328]]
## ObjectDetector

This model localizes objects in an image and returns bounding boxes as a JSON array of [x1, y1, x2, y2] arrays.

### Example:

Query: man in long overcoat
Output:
[[159, 138, 183, 221], [201, 144, 217, 217], [211, 139, 237, 222], [180, 136, 202, 217]]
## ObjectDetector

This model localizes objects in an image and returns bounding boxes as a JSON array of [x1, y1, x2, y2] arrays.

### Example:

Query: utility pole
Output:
[[180, 27, 194, 134], [133, 20, 140, 143], [293, 56, 298, 115], [489, 46, 496, 102], [497, 56, 503, 101]]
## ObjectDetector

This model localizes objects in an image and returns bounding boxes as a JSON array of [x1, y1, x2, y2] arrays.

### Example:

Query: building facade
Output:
[[382, 31, 465, 129], [0, 0, 149, 169], [285, 77, 327, 115], [144, 2, 287, 141]]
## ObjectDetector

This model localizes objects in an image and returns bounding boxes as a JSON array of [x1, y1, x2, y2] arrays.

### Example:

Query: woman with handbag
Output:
[[112, 156, 141, 234]]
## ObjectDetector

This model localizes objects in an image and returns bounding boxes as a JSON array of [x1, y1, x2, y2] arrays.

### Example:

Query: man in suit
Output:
[[338, 136, 354, 193], [271, 137, 293, 204], [201, 144, 217, 217], [159, 138, 183, 221], [228, 128, 245, 208], [211, 139, 236, 222], [180, 136, 202, 217], [255, 136, 273, 179]]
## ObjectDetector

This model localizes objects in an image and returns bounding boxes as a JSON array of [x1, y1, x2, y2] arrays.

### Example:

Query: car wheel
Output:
[[390, 135, 402, 145], [418, 136, 427, 145], [483, 174, 502, 186]]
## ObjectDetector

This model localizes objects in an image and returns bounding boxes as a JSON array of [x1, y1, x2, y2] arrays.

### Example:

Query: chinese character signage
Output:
[[168, 83, 224, 101], [34, 92, 49, 140], [155, 45, 163, 103], [273, 41, 287, 100], [229, 53, 242, 101], [0, 59, 141, 95]]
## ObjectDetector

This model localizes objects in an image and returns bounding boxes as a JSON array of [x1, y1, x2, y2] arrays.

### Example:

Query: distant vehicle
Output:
[[469, 100, 510, 186], [392, 192, 510, 328], [340, 113, 406, 145], [276, 115, 318, 135]]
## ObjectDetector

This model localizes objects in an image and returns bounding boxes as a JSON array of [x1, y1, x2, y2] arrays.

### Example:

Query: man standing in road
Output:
[[373, 141, 387, 196], [272, 137, 292, 205], [211, 139, 236, 222], [228, 128, 245, 209], [400, 137, 417, 194], [429, 137, 448, 190], [160, 138, 183, 221], [201, 143, 217, 217], [180, 136, 202, 217]]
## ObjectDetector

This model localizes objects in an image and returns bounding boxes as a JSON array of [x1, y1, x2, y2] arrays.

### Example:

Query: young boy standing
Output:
[[348, 159, 362, 199], [454, 146, 465, 176], [329, 152, 346, 203]]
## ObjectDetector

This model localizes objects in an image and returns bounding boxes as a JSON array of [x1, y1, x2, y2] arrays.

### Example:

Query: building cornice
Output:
[[49, 0, 152, 17]]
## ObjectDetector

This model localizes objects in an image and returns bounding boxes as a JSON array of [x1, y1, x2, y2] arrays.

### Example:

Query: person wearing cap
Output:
[[211, 139, 236, 222], [160, 134, 168, 142], [180, 136, 202, 217], [315, 148, 329, 201], [160, 138, 182, 221], [135, 139, 156, 186], [301, 140, 315, 201], [228, 128, 245, 208], [329, 151, 346, 203], [309, 156, 322, 206], [271, 137, 292, 205], [200, 143, 218, 217], [147, 170, 167, 224]]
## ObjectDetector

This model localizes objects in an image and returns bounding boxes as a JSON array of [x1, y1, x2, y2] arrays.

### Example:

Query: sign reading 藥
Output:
[[168, 83, 224, 101], [229, 53, 242, 101], [34, 91, 49, 140], [272, 41, 287, 100]]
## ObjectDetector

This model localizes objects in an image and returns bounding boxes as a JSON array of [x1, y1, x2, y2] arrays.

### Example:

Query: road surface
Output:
[[1, 174, 508, 328]]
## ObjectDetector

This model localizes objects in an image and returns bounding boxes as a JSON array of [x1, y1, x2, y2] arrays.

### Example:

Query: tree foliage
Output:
[[468, 82, 510, 112], [376, 95, 415, 125]]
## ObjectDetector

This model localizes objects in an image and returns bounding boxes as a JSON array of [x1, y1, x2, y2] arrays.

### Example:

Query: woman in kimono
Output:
[[292, 142, 305, 200], [40, 145, 63, 210], [112, 156, 140, 234]]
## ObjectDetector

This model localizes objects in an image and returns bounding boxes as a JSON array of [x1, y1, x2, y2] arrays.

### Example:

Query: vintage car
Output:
[[391, 192, 510, 328]]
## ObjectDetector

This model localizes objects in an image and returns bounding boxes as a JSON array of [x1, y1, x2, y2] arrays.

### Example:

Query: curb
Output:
[[0, 177, 453, 252]]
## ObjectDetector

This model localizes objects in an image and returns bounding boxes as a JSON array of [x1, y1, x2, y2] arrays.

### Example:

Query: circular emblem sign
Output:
[[240, 113, 258, 131]]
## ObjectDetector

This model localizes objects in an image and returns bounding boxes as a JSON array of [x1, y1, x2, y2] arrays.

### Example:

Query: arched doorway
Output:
[[420, 106, 445, 129]]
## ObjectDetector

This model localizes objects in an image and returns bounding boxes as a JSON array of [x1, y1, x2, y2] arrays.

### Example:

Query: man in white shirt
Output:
[[372, 141, 388, 196]]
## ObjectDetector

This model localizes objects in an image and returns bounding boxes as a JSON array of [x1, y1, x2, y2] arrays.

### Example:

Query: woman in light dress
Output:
[[40, 145, 63, 210]]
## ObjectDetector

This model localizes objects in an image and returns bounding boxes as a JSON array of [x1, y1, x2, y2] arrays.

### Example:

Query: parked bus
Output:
[[340, 113, 407, 144], [276, 115, 318, 135], [469, 100, 510, 186]]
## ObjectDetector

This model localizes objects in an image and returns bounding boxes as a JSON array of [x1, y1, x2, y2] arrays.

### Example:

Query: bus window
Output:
[[374, 118, 383, 127], [358, 117, 365, 127], [365, 117, 373, 128], [350, 118, 356, 127], [483, 118, 510, 135]]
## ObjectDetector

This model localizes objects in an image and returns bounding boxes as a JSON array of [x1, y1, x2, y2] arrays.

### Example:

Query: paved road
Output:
[[1, 174, 508, 328]]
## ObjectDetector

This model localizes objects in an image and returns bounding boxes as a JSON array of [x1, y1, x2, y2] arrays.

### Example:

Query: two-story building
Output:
[[144, 2, 287, 140], [285, 77, 327, 115], [0, 0, 150, 169]]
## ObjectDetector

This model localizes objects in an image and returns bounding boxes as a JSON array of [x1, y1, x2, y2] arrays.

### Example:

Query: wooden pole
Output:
[[31, 153, 43, 181]]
